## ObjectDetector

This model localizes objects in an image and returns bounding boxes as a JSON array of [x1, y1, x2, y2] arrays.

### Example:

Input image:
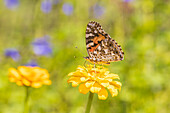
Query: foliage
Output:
[[0, 0, 170, 113]]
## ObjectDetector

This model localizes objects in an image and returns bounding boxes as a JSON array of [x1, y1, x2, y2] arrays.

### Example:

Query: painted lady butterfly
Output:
[[84, 21, 124, 64]]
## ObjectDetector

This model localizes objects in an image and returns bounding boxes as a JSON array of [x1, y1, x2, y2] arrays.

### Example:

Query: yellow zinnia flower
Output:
[[8, 66, 52, 88], [67, 65, 122, 100]]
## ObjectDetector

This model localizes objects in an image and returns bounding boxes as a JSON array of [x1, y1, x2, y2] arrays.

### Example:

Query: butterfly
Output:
[[84, 21, 124, 64]]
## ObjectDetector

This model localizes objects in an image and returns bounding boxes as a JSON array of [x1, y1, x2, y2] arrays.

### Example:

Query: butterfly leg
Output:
[[88, 61, 90, 65], [94, 63, 96, 68], [84, 60, 87, 67], [94, 63, 96, 74]]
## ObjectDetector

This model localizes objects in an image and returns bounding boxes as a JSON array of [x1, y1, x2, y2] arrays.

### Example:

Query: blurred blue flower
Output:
[[62, 3, 73, 15], [93, 4, 105, 18], [41, 0, 52, 13], [5, 48, 20, 61], [25, 60, 38, 67], [32, 35, 52, 56], [4, 0, 19, 10]]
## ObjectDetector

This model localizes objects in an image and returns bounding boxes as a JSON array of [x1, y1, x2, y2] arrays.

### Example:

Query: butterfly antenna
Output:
[[75, 46, 87, 57]]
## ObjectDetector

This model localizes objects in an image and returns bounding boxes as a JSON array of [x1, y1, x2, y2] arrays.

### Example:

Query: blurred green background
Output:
[[0, 0, 170, 113]]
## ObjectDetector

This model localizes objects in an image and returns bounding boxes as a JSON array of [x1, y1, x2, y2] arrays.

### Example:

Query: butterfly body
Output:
[[84, 21, 124, 64]]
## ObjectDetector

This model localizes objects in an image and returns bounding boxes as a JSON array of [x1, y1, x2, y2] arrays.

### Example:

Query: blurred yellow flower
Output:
[[8, 66, 52, 88], [67, 65, 122, 100]]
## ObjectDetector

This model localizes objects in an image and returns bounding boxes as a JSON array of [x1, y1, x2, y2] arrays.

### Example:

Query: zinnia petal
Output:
[[22, 78, 31, 86], [80, 77, 89, 82], [18, 66, 31, 77], [85, 81, 95, 88], [110, 81, 122, 91], [77, 66, 86, 71], [16, 81, 23, 86], [98, 87, 108, 100], [107, 85, 119, 97], [67, 65, 122, 100], [9, 77, 16, 82], [105, 74, 120, 80], [67, 77, 81, 87], [79, 83, 89, 94], [8, 66, 51, 88], [90, 82, 101, 93], [99, 80, 110, 87], [31, 82, 42, 88], [68, 72, 76, 76], [9, 68, 21, 79]]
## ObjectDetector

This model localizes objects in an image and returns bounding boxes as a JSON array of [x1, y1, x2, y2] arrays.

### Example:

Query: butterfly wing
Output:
[[85, 21, 124, 64]]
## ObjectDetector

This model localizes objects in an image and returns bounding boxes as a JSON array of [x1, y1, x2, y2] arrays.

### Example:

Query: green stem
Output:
[[23, 87, 30, 113], [85, 92, 94, 113]]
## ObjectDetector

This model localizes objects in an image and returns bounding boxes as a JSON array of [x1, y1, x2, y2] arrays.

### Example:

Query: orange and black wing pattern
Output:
[[84, 21, 124, 64]]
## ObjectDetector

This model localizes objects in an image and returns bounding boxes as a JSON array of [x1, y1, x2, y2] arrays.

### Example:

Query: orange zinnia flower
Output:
[[9, 66, 52, 88], [67, 65, 121, 100]]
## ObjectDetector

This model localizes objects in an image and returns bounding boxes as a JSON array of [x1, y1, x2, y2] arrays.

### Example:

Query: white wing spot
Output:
[[94, 30, 97, 33], [97, 45, 101, 50], [86, 33, 94, 37], [103, 49, 109, 54], [87, 42, 94, 48], [94, 51, 97, 54]]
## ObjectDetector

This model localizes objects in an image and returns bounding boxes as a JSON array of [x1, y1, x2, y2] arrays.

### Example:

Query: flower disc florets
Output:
[[67, 65, 121, 100]]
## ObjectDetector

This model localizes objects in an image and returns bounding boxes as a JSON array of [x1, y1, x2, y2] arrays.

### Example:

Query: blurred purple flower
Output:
[[4, 0, 19, 10], [41, 0, 52, 13], [32, 35, 52, 56], [5, 48, 20, 61], [25, 60, 38, 67], [93, 4, 105, 18], [123, 0, 133, 2], [62, 3, 73, 15]]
